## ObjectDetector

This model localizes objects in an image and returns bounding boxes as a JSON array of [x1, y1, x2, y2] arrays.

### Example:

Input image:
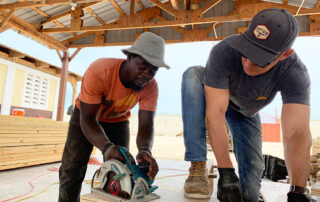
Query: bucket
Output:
[[12, 109, 25, 116]]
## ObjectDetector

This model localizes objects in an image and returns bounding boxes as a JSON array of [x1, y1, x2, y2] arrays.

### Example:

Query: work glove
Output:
[[287, 192, 311, 202], [136, 148, 159, 180], [217, 168, 244, 202]]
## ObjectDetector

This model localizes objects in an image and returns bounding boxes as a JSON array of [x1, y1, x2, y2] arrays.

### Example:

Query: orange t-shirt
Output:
[[76, 58, 158, 123]]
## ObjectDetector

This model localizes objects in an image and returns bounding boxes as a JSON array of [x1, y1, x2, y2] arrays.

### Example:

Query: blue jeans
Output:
[[182, 66, 264, 202]]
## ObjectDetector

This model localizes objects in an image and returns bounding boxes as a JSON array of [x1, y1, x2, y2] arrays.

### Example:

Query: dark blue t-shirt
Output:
[[202, 35, 310, 117]]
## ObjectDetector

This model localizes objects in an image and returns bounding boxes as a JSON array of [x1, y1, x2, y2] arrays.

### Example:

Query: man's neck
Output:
[[119, 60, 130, 88]]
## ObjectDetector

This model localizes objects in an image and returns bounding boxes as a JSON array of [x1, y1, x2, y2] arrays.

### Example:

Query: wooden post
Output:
[[56, 51, 69, 121]]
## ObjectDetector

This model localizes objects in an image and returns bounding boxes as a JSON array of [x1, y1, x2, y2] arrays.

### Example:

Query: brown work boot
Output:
[[184, 161, 210, 199]]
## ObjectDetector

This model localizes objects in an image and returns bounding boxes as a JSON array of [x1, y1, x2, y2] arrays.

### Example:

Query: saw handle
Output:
[[137, 162, 150, 173]]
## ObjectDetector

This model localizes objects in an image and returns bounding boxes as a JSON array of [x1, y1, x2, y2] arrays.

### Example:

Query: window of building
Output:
[[22, 73, 49, 109]]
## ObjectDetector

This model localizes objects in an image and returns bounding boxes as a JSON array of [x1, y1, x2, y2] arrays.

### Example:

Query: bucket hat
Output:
[[122, 32, 170, 69], [229, 8, 299, 67]]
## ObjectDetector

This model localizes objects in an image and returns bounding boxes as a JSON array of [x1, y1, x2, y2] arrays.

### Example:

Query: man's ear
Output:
[[279, 49, 294, 61], [127, 53, 134, 62]]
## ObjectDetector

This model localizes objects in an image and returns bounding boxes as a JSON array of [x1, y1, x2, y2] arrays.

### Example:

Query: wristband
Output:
[[102, 142, 114, 155], [290, 185, 307, 194], [138, 147, 152, 155]]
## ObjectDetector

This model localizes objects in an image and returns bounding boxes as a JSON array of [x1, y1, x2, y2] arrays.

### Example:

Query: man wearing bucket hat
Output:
[[182, 8, 311, 202], [59, 32, 170, 202]]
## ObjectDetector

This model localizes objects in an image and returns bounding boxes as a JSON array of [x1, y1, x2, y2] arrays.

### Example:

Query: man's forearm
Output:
[[136, 125, 154, 151], [80, 117, 110, 151], [283, 131, 311, 187], [207, 116, 233, 168]]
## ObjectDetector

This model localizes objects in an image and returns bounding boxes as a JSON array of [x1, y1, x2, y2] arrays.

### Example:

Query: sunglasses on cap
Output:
[[240, 52, 283, 68]]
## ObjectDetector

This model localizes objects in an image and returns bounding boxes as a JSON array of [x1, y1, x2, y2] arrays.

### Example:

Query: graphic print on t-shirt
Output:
[[248, 88, 271, 101], [98, 94, 137, 119]]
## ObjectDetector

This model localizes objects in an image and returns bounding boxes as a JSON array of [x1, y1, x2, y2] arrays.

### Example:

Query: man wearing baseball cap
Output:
[[182, 8, 311, 202], [59, 32, 170, 202]]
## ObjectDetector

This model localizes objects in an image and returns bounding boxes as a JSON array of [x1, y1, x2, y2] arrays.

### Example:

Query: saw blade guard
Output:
[[95, 159, 133, 196]]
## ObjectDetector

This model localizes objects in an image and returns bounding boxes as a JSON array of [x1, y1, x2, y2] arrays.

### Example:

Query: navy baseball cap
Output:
[[229, 8, 299, 67]]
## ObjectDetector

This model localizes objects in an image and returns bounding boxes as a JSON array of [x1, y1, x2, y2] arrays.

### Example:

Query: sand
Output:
[[128, 114, 320, 161]]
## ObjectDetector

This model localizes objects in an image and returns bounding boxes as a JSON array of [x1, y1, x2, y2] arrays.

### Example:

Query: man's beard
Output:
[[129, 82, 143, 92]]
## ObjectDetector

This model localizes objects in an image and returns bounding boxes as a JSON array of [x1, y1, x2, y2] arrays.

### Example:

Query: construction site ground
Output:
[[1, 134, 320, 202]]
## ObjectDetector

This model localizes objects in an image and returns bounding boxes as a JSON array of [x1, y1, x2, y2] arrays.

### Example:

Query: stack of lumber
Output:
[[312, 137, 320, 155], [310, 152, 320, 196], [0, 115, 68, 170], [311, 172, 320, 196]]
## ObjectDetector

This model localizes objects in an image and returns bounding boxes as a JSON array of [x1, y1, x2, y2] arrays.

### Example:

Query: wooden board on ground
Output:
[[81, 189, 220, 202]]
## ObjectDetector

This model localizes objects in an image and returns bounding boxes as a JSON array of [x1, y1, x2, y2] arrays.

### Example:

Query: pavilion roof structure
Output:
[[1, 0, 319, 121], [0, 0, 319, 51]]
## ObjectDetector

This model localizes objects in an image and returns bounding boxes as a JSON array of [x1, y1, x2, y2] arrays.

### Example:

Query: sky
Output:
[[0, 30, 319, 120]]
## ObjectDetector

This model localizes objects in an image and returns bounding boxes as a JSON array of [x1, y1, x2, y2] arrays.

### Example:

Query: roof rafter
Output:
[[170, 0, 179, 10], [109, 0, 125, 15], [0, 9, 15, 28], [85, 7, 106, 25], [0, 0, 100, 10], [130, 0, 135, 15], [201, 0, 221, 14], [149, 0, 177, 16], [0, 10, 67, 51], [41, 1, 103, 25], [42, 1, 320, 34], [41, 13, 240, 33]]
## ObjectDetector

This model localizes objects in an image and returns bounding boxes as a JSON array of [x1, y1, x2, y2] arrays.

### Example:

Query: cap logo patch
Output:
[[253, 25, 270, 40]]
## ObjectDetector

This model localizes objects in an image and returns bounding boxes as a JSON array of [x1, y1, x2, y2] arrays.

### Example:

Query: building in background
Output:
[[0, 43, 82, 120]]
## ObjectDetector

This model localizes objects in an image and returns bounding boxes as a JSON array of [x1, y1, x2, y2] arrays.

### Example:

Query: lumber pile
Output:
[[0, 115, 68, 170], [310, 152, 320, 196], [312, 137, 320, 155]]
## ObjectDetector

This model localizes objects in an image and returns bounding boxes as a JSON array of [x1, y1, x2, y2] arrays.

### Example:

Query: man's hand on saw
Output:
[[103, 145, 125, 163], [136, 150, 159, 180], [217, 168, 244, 202]]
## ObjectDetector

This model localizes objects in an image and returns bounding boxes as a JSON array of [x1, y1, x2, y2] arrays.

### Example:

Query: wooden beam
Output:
[[0, 10, 67, 51], [56, 50, 63, 60], [41, 14, 242, 33], [69, 30, 320, 48], [201, 0, 221, 14], [69, 48, 81, 61], [109, 0, 125, 15], [239, 2, 320, 18], [85, 8, 106, 25], [0, 24, 10, 33], [67, 75, 78, 106], [70, 7, 83, 30], [41, 1, 102, 25], [130, 0, 135, 15], [156, 15, 184, 34], [170, 0, 179, 10], [35, 61, 50, 68], [54, 21, 77, 36], [32, 7, 49, 17], [0, 9, 15, 28], [149, 0, 177, 16], [8, 50, 25, 59], [56, 51, 69, 121], [0, 0, 101, 9], [316, 0, 320, 8], [136, 0, 145, 10], [63, 31, 95, 44], [184, 0, 191, 10]]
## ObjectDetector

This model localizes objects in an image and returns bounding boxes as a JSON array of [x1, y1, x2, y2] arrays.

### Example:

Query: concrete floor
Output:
[[0, 156, 319, 202]]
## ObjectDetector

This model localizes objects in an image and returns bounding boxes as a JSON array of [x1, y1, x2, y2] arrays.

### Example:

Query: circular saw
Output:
[[91, 147, 160, 202]]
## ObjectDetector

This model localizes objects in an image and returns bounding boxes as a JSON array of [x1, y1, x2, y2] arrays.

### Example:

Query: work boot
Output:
[[184, 161, 210, 199]]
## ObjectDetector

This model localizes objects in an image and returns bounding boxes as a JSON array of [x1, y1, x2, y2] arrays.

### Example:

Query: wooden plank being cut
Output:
[[81, 189, 220, 202]]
